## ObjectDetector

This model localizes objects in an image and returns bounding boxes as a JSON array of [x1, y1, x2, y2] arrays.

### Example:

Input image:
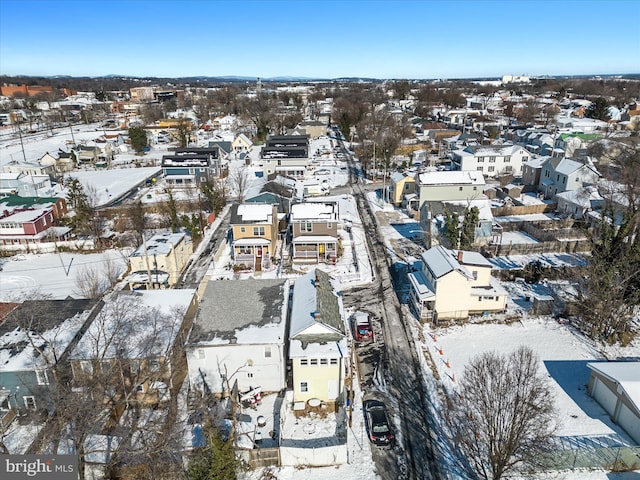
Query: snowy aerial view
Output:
[[1, 1, 639, 480]]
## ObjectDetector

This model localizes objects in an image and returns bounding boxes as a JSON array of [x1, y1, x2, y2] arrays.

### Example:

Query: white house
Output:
[[185, 278, 289, 395], [539, 157, 600, 199], [451, 144, 531, 177]]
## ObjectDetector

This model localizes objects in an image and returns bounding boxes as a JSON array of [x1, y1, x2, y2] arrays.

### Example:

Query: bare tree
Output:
[[446, 346, 557, 480], [228, 167, 251, 203]]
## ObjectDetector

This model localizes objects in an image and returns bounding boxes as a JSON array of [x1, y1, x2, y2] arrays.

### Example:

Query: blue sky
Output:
[[1, 0, 638, 79]]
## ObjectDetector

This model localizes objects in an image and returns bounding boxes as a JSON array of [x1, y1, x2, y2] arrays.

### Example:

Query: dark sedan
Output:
[[363, 399, 395, 446]]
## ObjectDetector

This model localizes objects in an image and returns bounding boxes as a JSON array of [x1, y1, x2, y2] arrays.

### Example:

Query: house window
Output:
[[459, 186, 463, 191], [264, 346, 272, 358], [301, 222, 313, 232], [477, 157, 484, 162], [240, 227, 246, 233], [477, 167, 484, 172], [472, 271, 478, 280], [300, 382, 309, 393], [562, 177, 566, 184], [253, 226, 265, 236], [473, 186, 477, 191], [504, 156, 511, 162], [247, 372, 254, 378], [197, 349, 205, 360], [23, 396, 36, 409], [523, 156, 529, 162], [149, 359, 161, 372], [310, 358, 318, 366], [489, 156, 496, 163], [320, 358, 328, 365], [80, 360, 93, 375], [556, 174, 560, 181], [330, 359, 338, 365], [326, 223, 333, 229], [36, 369, 49, 386], [504, 166, 513, 172], [300, 359, 308, 366], [488, 166, 495, 172]]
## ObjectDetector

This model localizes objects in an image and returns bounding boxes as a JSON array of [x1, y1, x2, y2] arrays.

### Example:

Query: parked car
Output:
[[352, 312, 374, 342], [363, 399, 394, 446]]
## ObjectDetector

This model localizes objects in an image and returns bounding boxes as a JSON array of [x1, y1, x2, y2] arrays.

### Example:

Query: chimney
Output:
[[457, 250, 463, 262]]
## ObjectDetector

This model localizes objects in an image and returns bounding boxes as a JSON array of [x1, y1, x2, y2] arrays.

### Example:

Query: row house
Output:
[[0, 172, 52, 197], [161, 146, 221, 187], [408, 246, 507, 323], [260, 134, 310, 178], [290, 201, 339, 263], [451, 144, 531, 177], [0, 204, 71, 250], [126, 232, 193, 290], [230, 203, 279, 272]]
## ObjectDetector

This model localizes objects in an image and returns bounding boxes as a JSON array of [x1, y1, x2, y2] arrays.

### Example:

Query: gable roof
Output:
[[189, 278, 288, 345], [230, 203, 275, 224], [418, 170, 485, 187], [421, 245, 490, 280], [290, 269, 344, 345]]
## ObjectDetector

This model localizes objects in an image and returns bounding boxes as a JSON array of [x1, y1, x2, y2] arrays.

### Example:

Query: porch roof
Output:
[[233, 238, 271, 246], [292, 235, 337, 243]]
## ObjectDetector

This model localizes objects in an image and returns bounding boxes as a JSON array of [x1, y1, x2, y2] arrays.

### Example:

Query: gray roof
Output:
[[420, 245, 490, 280], [189, 278, 288, 344], [290, 269, 344, 346]]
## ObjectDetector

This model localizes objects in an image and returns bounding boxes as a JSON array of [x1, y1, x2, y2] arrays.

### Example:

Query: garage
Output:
[[587, 362, 640, 445]]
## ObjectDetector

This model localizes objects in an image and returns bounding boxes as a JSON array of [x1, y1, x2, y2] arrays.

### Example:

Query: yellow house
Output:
[[289, 269, 347, 406], [388, 172, 417, 207], [408, 245, 506, 323], [127, 232, 192, 289], [230, 203, 279, 271]]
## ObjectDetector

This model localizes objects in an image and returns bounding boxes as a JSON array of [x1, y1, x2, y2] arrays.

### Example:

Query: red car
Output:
[[353, 312, 374, 342]]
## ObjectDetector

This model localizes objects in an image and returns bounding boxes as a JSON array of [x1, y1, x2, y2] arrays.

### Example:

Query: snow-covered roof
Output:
[[418, 170, 485, 186], [290, 201, 337, 221], [0, 299, 97, 371], [130, 232, 187, 258], [189, 278, 288, 346], [70, 289, 195, 360], [556, 186, 603, 207], [555, 158, 586, 176], [587, 362, 640, 415], [236, 203, 274, 222], [289, 269, 345, 356], [0, 207, 50, 223]]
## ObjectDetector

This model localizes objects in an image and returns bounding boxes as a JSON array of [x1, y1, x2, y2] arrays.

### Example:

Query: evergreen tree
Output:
[[128, 126, 148, 153], [166, 189, 180, 233], [585, 97, 610, 121], [443, 208, 460, 249], [460, 206, 480, 250], [188, 421, 238, 480]]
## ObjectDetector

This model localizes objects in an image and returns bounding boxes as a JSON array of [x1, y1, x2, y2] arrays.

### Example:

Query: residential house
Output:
[[290, 201, 340, 263], [0, 194, 67, 219], [556, 186, 603, 219], [161, 146, 221, 187], [416, 170, 486, 211], [208, 140, 233, 160], [587, 362, 640, 445], [451, 144, 531, 177], [260, 135, 310, 178], [232, 133, 253, 154], [0, 299, 99, 419], [0, 203, 71, 250], [69, 289, 198, 407], [126, 232, 192, 289], [230, 203, 279, 271], [388, 172, 417, 208], [2, 161, 55, 179], [289, 269, 347, 405], [298, 120, 327, 139], [0, 172, 53, 197], [539, 157, 600, 199], [185, 278, 289, 396], [75, 143, 113, 167], [521, 156, 549, 191], [408, 245, 507, 322]]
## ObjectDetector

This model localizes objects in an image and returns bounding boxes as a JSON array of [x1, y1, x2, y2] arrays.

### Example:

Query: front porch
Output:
[[291, 235, 337, 264], [232, 238, 272, 271]]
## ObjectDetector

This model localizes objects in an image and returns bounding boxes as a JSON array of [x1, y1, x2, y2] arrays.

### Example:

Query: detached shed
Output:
[[587, 362, 640, 444]]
